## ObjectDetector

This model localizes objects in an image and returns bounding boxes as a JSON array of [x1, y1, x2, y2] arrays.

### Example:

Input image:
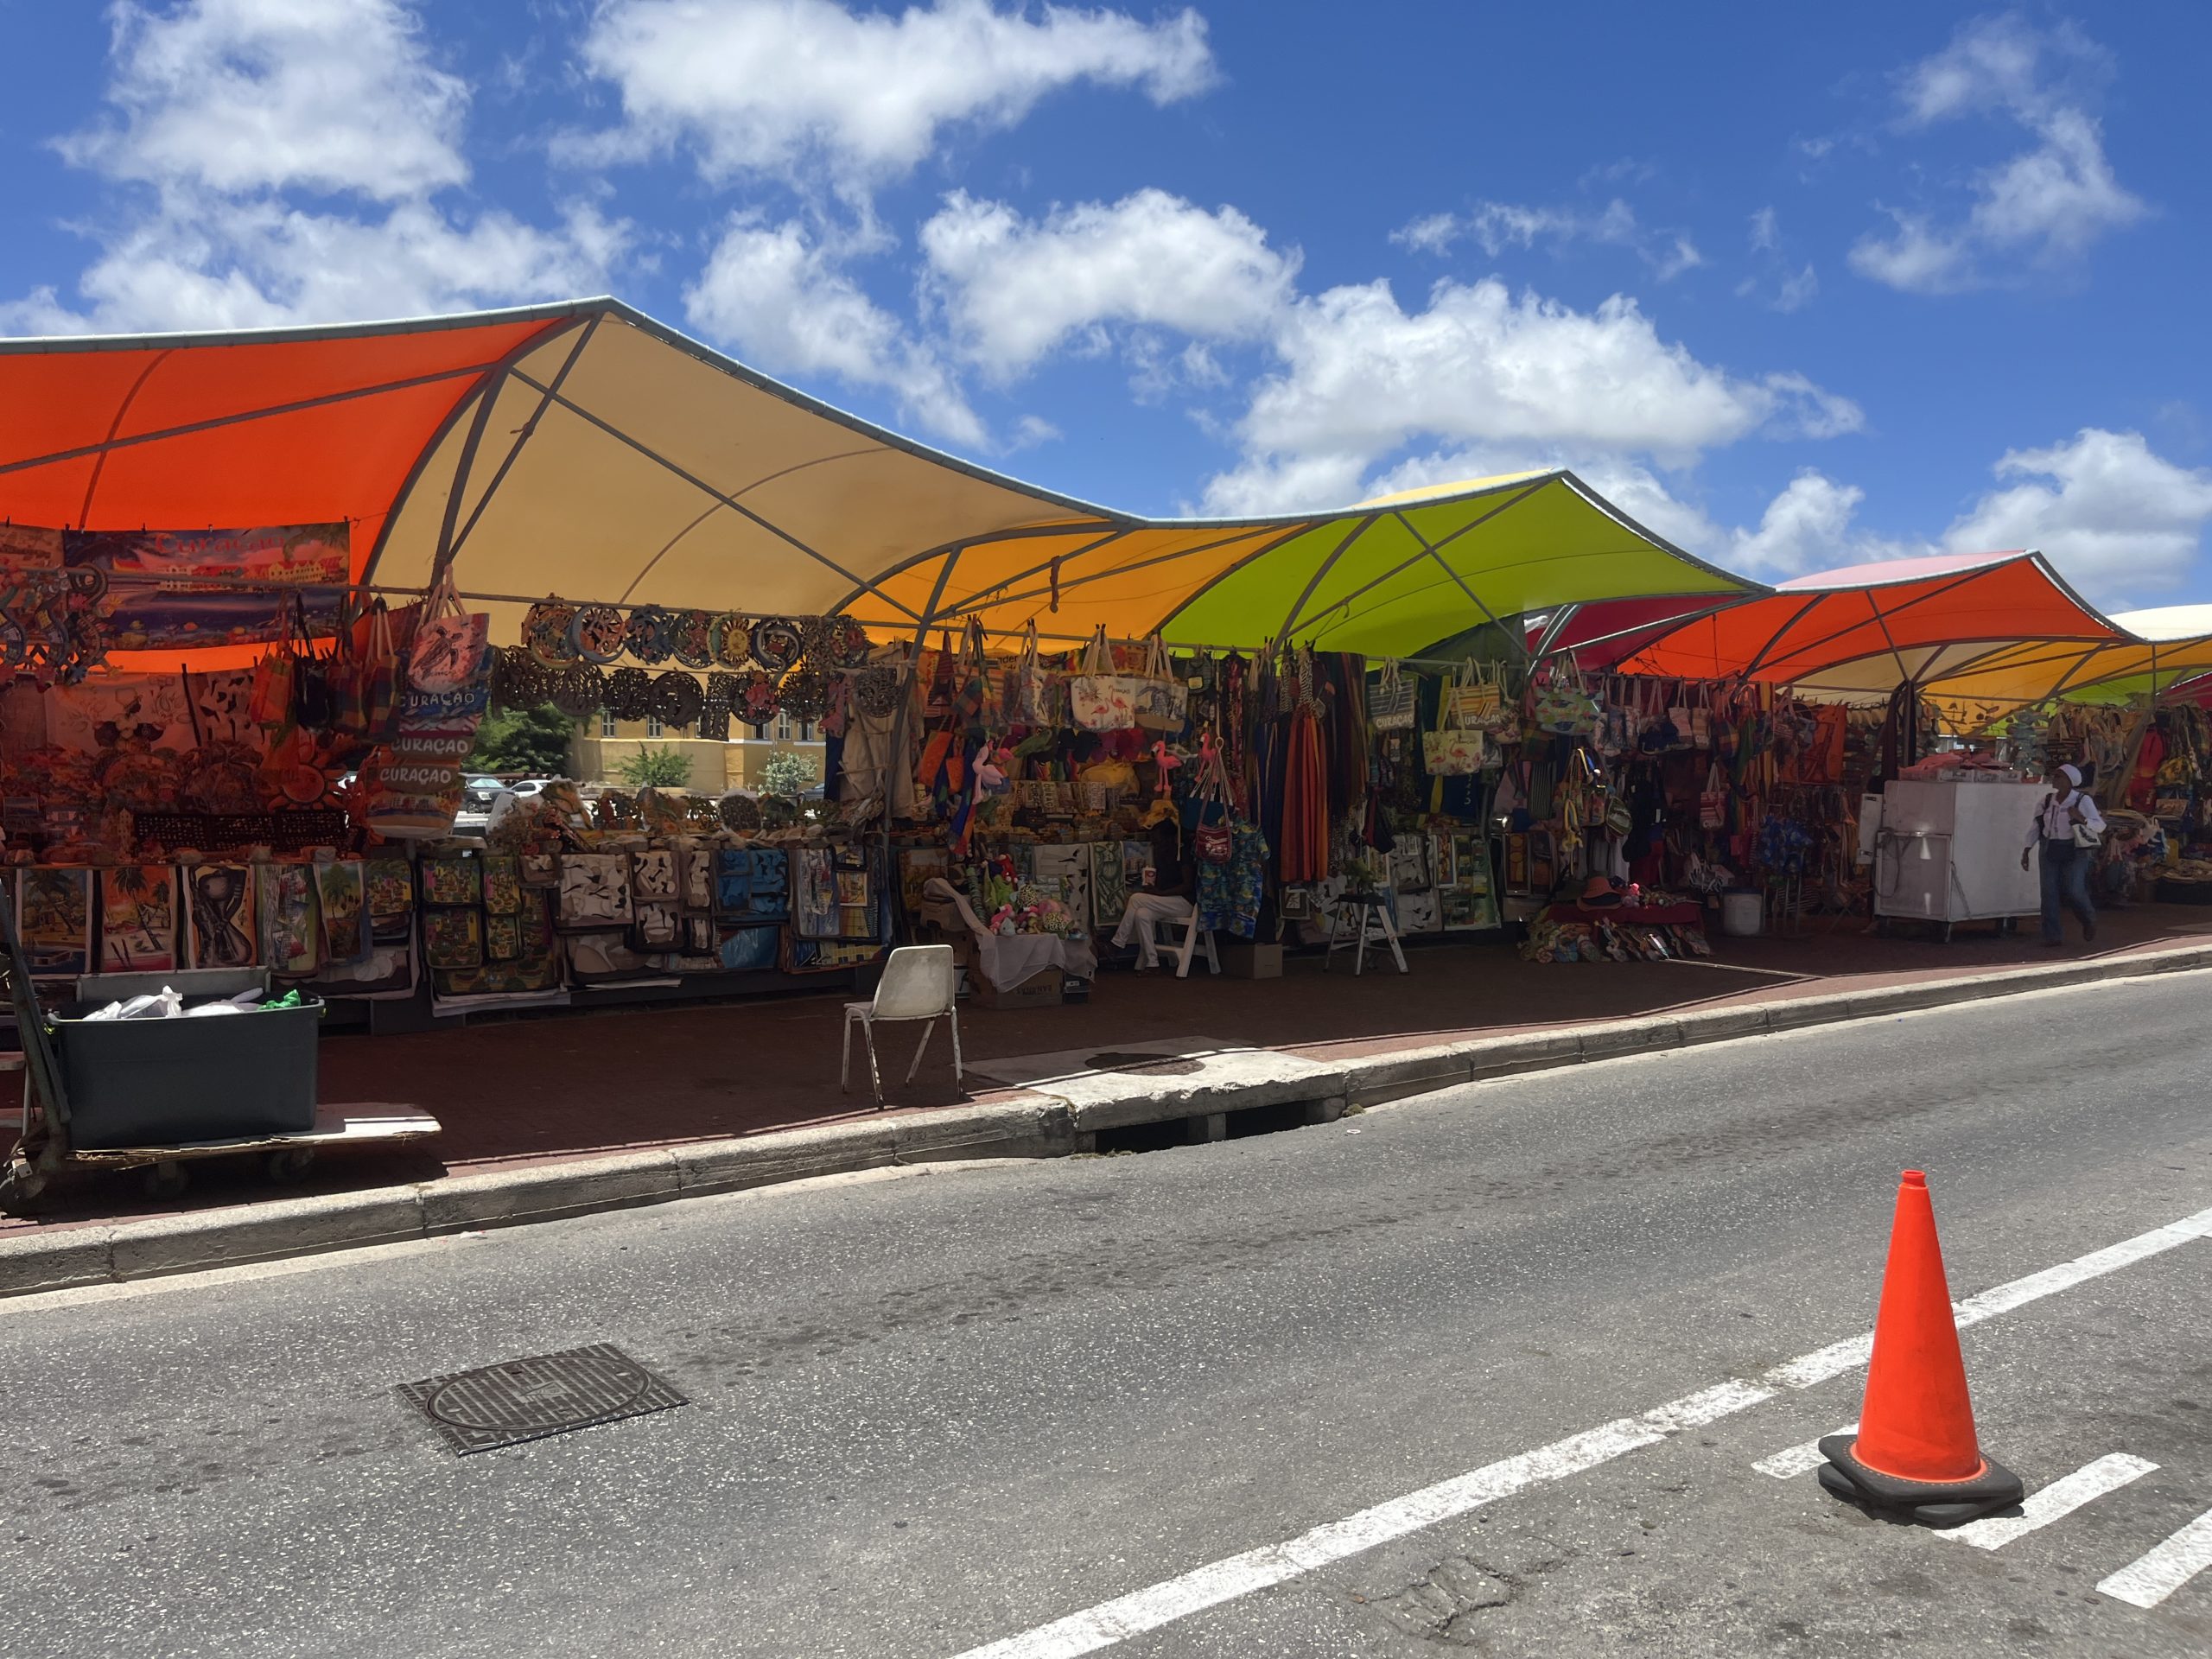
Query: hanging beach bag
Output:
[[1370, 658, 1417, 732], [1533, 662, 1599, 739], [1690, 683, 1713, 751], [1131, 633, 1188, 733], [1699, 762, 1728, 831], [407, 566, 488, 694], [1446, 658, 1504, 732], [1069, 626, 1138, 732]]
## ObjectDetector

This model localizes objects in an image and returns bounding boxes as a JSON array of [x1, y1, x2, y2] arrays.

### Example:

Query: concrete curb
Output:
[[8, 942, 2209, 1297]]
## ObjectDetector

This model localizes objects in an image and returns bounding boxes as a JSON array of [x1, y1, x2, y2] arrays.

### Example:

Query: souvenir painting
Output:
[[18, 867, 93, 976], [480, 854, 523, 915], [421, 855, 482, 908], [259, 863, 321, 976], [556, 854, 633, 929], [99, 865, 178, 973], [185, 863, 257, 969], [631, 848, 677, 904], [715, 925, 780, 973], [423, 906, 483, 970], [365, 856, 415, 943], [632, 904, 679, 950], [484, 912, 522, 960], [520, 853, 560, 888], [899, 847, 950, 918], [714, 847, 788, 922], [680, 845, 715, 912], [315, 860, 367, 963]]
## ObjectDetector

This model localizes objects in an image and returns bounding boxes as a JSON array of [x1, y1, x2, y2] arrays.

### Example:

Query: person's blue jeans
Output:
[[2038, 839, 2094, 943]]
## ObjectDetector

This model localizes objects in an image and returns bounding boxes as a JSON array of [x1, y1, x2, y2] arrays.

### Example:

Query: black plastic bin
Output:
[[52, 1000, 323, 1150]]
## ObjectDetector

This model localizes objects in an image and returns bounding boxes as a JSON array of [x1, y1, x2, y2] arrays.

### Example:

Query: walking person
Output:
[[2022, 762, 2105, 947], [1112, 803, 1193, 972]]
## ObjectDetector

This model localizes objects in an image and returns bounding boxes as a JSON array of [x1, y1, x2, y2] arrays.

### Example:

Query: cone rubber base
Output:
[[1815, 1435, 2024, 1529]]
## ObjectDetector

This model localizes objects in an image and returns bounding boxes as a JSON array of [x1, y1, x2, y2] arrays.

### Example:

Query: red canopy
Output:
[[1617, 551, 2126, 695]]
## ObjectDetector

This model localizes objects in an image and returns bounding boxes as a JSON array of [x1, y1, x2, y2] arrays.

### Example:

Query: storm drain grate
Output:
[[1085, 1051, 1205, 1077], [397, 1343, 686, 1455]]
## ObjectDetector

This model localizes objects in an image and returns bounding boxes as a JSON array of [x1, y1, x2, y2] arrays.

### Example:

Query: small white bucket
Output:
[[1719, 889, 1764, 938]]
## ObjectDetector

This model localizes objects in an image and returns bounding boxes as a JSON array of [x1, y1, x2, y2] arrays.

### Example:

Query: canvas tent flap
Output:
[[1621, 550, 2127, 693]]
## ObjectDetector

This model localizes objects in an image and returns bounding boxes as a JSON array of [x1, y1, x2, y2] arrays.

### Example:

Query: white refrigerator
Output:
[[1872, 778, 2045, 937]]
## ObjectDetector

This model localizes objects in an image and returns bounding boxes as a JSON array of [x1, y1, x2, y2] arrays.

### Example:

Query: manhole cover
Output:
[[1085, 1051, 1205, 1077], [397, 1343, 686, 1455]]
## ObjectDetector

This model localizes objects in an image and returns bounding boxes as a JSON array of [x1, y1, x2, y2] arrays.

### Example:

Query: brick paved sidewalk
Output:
[[10, 901, 2209, 1232]]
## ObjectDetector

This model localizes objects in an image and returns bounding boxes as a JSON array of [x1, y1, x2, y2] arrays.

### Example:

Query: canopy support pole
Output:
[[447, 315, 602, 565], [1391, 511, 1529, 664], [1277, 515, 1377, 641], [505, 367, 925, 626], [360, 311, 599, 585], [427, 372, 505, 588], [877, 545, 970, 903], [1276, 480, 1548, 640]]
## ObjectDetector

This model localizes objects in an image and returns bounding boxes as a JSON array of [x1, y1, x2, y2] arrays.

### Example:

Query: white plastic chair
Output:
[[842, 944, 963, 1106], [1166, 913, 1221, 978]]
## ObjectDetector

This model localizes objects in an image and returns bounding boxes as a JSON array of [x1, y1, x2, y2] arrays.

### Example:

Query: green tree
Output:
[[616, 743, 693, 788], [467, 703, 578, 776], [760, 748, 819, 798]]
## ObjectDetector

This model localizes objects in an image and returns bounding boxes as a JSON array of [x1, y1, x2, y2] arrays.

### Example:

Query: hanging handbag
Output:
[[1446, 658, 1504, 731], [1699, 761, 1729, 831], [1008, 620, 1053, 725], [1069, 626, 1139, 732], [408, 564, 488, 694], [1532, 662, 1599, 739], [1370, 658, 1417, 732], [1131, 633, 1189, 733], [1690, 683, 1713, 751], [283, 594, 339, 733], [352, 598, 402, 744], [1192, 741, 1236, 864]]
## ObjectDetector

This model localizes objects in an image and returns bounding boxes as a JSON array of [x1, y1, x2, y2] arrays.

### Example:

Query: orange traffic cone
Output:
[[1816, 1170, 2024, 1527]]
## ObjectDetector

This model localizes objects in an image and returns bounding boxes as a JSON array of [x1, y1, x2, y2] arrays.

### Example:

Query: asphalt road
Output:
[[6, 973, 2211, 1658]]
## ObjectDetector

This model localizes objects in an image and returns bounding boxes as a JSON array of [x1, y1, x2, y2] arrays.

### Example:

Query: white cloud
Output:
[[1328, 429, 2212, 601], [7, 1, 629, 336], [1738, 207, 1819, 313], [1396, 198, 1704, 281], [1848, 209, 1974, 295], [65, 0, 469, 201], [3, 200, 627, 335], [1852, 14, 2147, 293], [1943, 429, 2212, 598], [1203, 276, 1860, 513], [684, 217, 984, 447], [920, 188, 1297, 382], [574, 0, 1214, 195]]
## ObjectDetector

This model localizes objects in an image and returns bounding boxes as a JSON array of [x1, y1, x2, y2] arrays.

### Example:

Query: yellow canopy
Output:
[[879, 468, 1754, 655]]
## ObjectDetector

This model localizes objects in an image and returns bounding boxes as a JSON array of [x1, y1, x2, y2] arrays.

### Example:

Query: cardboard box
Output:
[[1219, 941, 1282, 979], [971, 966, 1064, 1009]]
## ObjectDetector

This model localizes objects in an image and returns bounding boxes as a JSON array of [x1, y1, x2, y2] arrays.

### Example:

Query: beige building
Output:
[[569, 709, 827, 793]]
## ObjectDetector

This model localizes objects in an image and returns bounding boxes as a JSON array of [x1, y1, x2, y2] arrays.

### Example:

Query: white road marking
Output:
[[949, 1203, 2212, 1659], [2098, 1506, 2212, 1609], [1941, 1454, 2159, 1550], [1753, 1424, 1857, 1480]]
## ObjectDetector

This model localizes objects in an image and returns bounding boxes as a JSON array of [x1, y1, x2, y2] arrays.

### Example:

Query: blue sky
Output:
[[3, 1, 2210, 610]]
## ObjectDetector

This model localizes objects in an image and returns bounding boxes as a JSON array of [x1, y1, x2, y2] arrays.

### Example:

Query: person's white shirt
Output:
[[2027, 785, 2106, 849]]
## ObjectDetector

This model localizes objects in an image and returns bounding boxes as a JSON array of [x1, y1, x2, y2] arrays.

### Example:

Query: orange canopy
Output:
[[1618, 551, 2128, 698]]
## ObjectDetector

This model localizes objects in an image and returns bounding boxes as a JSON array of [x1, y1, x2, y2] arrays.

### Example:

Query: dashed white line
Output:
[[1753, 1424, 1857, 1480], [2098, 1506, 2212, 1609], [1941, 1454, 2159, 1551], [948, 1202, 2212, 1659]]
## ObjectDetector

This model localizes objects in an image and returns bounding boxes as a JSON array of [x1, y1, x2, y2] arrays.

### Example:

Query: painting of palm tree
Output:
[[99, 865, 178, 972]]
